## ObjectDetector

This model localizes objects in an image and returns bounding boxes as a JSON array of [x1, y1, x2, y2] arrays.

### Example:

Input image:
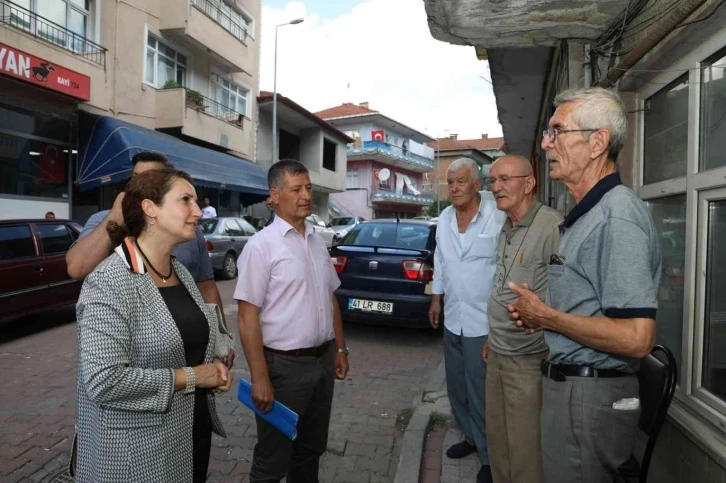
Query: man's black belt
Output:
[[541, 360, 630, 381], [264, 340, 332, 358]]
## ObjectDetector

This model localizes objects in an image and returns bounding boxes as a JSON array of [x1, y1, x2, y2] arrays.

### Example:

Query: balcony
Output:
[[0, 0, 106, 67], [160, 0, 253, 74], [348, 141, 434, 173], [371, 191, 434, 206], [156, 87, 252, 157]]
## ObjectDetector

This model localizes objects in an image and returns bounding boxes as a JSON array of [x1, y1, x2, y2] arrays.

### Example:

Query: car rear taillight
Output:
[[206, 240, 214, 251], [402, 260, 434, 281], [331, 256, 347, 274]]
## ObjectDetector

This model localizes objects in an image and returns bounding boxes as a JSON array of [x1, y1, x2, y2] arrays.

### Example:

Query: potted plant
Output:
[[184, 88, 205, 109], [162, 80, 182, 90]]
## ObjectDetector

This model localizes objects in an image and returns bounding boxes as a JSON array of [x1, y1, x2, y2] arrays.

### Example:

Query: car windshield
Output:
[[198, 219, 218, 234], [343, 223, 432, 250], [330, 217, 354, 226]]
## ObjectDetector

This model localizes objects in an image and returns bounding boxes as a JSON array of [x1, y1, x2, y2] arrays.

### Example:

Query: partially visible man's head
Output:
[[489, 155, 535, 214], [542, 87, 627, 183], [203, 197, 211, 207], [45, 212, 55, 220], [268, 159, 312, 221], [446, 158, 482, 210], [131, 151, 173, 176]]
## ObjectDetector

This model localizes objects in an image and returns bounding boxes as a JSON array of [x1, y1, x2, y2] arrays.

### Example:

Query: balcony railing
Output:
[[348, 140, 435, 170], [0, 0, 107, 68], [184, 88, 244, 129], [371, 191, 434, 206], [190, 0, 249, 43]]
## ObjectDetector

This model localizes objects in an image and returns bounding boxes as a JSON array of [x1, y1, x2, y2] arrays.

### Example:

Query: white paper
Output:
[[612, 398, 640, 410]]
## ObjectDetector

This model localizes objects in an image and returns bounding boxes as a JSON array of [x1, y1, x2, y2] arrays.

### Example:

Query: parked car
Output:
[[199, 217, 257, 280], [328, 216, 365, 244], [0, 219, 82, 324], [306, 214, 336, 248], [329, 219, 438, 329]]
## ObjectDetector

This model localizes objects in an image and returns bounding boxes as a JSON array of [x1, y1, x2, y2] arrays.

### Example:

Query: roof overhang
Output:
[[258, 95, 353, 143]]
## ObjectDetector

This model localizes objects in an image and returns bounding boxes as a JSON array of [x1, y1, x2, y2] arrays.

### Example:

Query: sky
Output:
[[258, 0, 503, 141]]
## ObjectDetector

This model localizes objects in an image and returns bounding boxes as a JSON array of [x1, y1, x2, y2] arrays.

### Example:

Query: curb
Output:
[[393, 360, 447, 483]]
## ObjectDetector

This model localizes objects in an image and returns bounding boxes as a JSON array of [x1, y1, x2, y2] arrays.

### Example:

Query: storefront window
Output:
[[703, 198, 726, 401], [644, 75, 689, 185], [647, 195, 686, 383], [700, 48, 726, 173]]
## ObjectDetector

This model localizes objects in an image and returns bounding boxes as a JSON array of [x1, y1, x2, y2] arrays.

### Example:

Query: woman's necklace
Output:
[[135, 240, 173, 283]]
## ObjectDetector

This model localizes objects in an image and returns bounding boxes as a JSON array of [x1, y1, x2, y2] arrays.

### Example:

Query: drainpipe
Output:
[[597, 0, 707, 88], [583, 43, 592, 88]]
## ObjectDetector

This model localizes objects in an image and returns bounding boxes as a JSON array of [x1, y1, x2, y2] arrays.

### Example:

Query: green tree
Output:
[[425, 198, 452, 218]]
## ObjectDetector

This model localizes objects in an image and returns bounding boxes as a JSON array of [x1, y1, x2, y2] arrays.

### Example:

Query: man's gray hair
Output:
[[268, 158, 309, 190], [554, 87, 627, 161], [447, 157, 479, 179]]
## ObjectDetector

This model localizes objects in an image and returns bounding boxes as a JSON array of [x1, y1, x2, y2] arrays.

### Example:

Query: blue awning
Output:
[[77, 111, 268, 205]]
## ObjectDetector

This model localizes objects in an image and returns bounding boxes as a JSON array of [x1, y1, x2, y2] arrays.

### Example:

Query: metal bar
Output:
[[184, 88, 244, 129], [0, 0, 107, 68], [190, 0, 248, 43]]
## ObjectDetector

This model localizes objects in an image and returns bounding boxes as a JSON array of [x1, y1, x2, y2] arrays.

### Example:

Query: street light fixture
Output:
[[272, 18, 304, 163]]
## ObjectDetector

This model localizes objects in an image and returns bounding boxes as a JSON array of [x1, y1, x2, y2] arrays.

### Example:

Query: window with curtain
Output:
[[210, 73, 249, 117], [145, 35, 187, 88], [700, 47, 726, 173]]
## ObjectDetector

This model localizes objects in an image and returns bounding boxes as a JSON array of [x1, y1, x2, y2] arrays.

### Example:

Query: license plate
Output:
[[348, 298, 394, 314]]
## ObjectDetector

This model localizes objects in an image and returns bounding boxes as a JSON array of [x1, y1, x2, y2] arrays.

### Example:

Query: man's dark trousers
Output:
[[250, 348, 335, 483]]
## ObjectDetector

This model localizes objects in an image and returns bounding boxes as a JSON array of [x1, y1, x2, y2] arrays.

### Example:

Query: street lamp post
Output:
[[435, 129, 449, 215], [272, 18, 304, 164]]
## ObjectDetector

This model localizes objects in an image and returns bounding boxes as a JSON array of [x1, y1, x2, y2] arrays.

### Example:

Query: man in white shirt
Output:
[[428, 158, 505, 483], [201, 197, 217, 218]]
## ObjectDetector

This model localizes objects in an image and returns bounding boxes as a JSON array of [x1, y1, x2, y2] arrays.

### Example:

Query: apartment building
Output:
[[0, 0, 266, 221]]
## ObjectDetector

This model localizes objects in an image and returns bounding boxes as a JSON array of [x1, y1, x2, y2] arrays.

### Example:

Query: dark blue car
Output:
[[330, 219, 438, 329]]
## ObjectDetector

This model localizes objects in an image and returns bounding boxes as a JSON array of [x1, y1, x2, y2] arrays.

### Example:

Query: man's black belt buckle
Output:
[[541, 360, 567, 381], [264, 340, 332, 358], [541, 360, 629, 381]]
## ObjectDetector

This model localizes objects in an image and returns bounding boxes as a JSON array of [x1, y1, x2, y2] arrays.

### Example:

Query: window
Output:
[[211, 73, 249, 116], [235, 218, 257, 236], [323, 139, 337, 172], [223, 219, 243, 236], [346, 170, 359, 188], [199, 219, 218, 234], [346, 223, 432, 250], [643, 75, 688, 184], [0, 225, 37, 260], [279, 130, 301, 161], [700, 48, 726, 173], [192, 0, 253, 42], [36, 223, 74, 254], [702, 197, 726, 401], [145, 35, 187, 88], [646, 195, 687, 383], [0, 134, 70, 199], [9, 0, 93, 52]]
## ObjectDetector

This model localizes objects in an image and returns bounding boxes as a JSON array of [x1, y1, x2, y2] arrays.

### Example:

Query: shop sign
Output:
[[0, 42, 91, 101]]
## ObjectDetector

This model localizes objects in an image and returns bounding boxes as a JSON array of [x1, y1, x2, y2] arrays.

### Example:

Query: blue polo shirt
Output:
[[545, 173, 662, 373], [78, 210, 214, 283]]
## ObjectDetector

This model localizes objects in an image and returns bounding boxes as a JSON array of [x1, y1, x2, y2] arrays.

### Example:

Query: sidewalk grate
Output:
[[45, 469, 74, 483]]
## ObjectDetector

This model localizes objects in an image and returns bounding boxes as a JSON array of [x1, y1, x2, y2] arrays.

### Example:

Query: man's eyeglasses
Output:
[[488, 175, 530, 185], [542, 127, 598, 142]]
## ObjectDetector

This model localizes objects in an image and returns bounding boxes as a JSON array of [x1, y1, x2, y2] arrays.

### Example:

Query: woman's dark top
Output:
[[158, 283, 212, 482]]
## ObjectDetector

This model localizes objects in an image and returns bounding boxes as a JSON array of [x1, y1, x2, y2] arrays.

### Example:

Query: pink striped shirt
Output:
[[233, 215, 341, 350]]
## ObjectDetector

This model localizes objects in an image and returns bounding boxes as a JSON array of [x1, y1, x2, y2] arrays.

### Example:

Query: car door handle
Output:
[[32, 263, 44, 273]]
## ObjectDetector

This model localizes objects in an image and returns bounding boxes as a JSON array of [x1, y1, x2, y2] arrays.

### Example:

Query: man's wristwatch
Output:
[[336, 347, 350, 355]]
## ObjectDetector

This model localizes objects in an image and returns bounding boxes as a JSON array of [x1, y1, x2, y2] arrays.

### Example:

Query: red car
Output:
[[0, 219, 82, 323]]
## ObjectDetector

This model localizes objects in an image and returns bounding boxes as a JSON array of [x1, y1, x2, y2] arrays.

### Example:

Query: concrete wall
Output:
[[330, 189, 372, 220], [300, 128, 321, 173], [3, 199, 70, 220]]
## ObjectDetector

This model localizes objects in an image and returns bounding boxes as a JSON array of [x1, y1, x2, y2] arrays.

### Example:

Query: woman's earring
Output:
[[147, 218, 156, 236]]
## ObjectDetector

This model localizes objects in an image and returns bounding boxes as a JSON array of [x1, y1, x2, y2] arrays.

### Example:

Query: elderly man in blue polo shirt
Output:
[[507, 88, 661, 483], [429, 157, 505, 483]]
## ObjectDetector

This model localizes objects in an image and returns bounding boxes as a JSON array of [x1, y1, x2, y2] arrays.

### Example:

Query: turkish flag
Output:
[[371, 130, 384, 142], [39, 143, 65, 184]]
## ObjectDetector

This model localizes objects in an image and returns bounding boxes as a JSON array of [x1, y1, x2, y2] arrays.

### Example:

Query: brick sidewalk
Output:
[[0, 280, 444, 483]]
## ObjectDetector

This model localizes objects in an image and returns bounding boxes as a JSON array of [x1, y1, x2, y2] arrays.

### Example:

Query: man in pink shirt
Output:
[[234, 159, 350, 482]]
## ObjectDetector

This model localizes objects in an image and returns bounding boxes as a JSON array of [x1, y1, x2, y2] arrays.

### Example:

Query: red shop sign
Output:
[[0, 42, 91, 101]]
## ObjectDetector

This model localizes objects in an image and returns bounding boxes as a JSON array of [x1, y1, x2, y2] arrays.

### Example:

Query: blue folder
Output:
[[237, 379, 299, 441]]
